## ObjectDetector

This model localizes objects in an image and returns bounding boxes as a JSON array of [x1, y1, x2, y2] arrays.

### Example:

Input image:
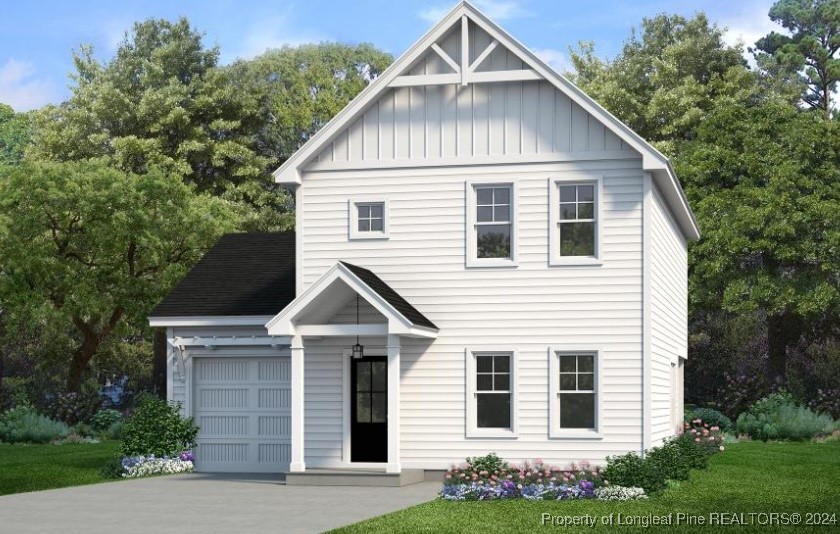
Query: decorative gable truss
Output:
[[274, 1, 700, 240]]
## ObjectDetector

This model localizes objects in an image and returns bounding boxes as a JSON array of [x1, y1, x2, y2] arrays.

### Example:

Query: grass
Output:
[[332, 441, 840, 533], [0, 441, 121, 496]]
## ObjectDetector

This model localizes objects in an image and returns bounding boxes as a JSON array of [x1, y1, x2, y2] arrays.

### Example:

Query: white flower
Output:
[[594, 486, 647, 501]]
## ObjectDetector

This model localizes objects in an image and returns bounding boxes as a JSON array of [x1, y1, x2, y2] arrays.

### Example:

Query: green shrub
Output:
[[45, 391, 101, 425], [736, 396, 836, 441], [646, 439, 692, 481], [603, 452, 667, 494], [0, 405, 70, 444], [465, 452, 507, 473], [100, 421, 123, 441], [71, 422, 95, 438], [688, 407, 733, 432], [673, 433, 711, 470], [90, 409, 123, 431], [120, 394, 198, 457]]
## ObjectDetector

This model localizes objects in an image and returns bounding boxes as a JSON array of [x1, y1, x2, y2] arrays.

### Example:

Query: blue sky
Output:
[[0, 0, 779, 111]]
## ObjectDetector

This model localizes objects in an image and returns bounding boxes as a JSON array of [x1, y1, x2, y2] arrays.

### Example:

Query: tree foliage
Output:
[[755, 0, 840, 114], [678, 101, 840, 380], [0, 103, 30, 167], [0, 161, 239, 391], [228, 43, 392, 166], [569, 13, 757, 156]]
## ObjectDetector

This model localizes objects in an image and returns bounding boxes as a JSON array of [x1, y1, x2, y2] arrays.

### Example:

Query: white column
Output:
[[386, 334, 401, 474], [290, 334, 305, 472]]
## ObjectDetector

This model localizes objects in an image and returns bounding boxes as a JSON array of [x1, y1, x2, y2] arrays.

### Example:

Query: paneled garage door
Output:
[[193, 357, 290, 473]]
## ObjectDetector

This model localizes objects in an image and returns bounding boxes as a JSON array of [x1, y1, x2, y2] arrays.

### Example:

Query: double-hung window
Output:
[[466, 350, 517, 438], [467, 182, 516, 267], [549, 179, 601, 265], [549, 350, 600, 438], [349, 199, 389, 240]]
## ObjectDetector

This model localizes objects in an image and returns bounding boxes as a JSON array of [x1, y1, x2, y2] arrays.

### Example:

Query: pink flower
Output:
[[708, 437, 715, 442], [551, 477, 557, 482], [534, 458, 544, 465], [471, 473, 478, 480], [563, 476, 569, 482], [570, 474, 576, 480], [695, 438, 701, 443], [491, 475, 498, 481], [537, 478, 542, 483], [711, 426, 719, 431], [445, 474, 452, 479], [489, 480, 496, 486]]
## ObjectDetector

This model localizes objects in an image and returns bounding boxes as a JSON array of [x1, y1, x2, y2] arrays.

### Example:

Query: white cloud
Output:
[[0, 58, 58, 111], [225, 16, 330, 62], [533, 47, 570, 74], [718, 0, 782, 59], [419, 0, 530, 24]]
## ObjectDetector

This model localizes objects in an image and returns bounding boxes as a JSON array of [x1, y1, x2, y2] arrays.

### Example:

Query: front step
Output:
[[285, 468, 425, 487]]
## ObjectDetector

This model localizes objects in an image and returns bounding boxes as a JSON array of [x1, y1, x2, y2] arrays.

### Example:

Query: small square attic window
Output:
[[349, 199, 389, 240]]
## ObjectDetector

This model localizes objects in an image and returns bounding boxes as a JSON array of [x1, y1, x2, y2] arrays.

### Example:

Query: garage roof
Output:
[[150, 232, 296, 318]]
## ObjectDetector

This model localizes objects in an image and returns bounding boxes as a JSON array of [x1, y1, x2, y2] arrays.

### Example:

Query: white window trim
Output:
[[348, 198, 389, 240], [465, 347, 518, 439], [548, 176, 604, 266], [548, 346, 603, 439], [465, 180, 518, 268]]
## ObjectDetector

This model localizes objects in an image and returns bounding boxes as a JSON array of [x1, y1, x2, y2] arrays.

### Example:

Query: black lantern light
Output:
[[351, 294, 364, 359]]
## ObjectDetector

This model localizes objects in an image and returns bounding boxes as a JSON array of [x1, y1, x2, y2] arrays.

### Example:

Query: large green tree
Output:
[[569, 13, 758, 156], [755, 0, 840, 115], [0, 161, 238, 392], [0, 104, 30, 167], [29, 18, 284, 230], [678, 100, 840, 383], [228, 43, 392, 166]]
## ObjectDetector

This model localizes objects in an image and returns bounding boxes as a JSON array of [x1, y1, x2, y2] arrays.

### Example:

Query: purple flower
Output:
[[179, 451, 195, 462]]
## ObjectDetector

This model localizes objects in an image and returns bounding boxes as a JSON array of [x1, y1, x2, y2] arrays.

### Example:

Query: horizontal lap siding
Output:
[[649, 184, 688, 445], [301, 159, 644, 468]]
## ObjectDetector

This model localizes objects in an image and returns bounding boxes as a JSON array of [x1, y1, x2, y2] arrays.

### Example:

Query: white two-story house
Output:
[[149, 1, 699, 481]]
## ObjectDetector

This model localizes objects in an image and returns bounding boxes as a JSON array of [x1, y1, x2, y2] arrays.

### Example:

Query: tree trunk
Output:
[[152, 329, 167, 397], [67, 336, 99, 393], [766, 311, 801, 386]]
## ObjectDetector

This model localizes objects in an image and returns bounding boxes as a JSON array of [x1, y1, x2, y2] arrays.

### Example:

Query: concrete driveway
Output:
[[0, 474, 439, 534]]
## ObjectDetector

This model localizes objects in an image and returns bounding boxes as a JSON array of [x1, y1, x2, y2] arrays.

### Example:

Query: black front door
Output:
[[351, 357, 387, 462]]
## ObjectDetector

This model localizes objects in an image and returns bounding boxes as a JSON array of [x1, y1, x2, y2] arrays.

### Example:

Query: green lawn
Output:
[[0, 441, 121, 496], [333, 441, 840, 533]]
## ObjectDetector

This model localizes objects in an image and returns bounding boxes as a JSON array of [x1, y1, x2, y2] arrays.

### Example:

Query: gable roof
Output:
[[265, 261, 438, 338], [339, 262, 437, 330], [150, 232, 295, 318], [272, 1, 700, 240]]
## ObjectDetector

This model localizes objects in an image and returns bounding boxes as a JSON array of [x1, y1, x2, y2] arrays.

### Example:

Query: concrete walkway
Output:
[[0, 474, 439, 534]]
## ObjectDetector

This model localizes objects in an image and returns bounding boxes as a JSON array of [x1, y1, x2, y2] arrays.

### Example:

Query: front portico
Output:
[[266, 262, 438, 474]]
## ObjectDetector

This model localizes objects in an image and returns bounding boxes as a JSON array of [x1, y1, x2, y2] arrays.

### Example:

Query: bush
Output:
[[45, 391, 102, 425], [687, 407, 733, 432], [0, 405, 70, 444], [736, 394, 837, 441], [646, 440, 692, 481], [808, 389, 840, 420], [120, 394, 198, 457], [603, 452, 667, 495], [90, 409, 122, 431], [673, 433, 711, 470], [465, 452, 507, 474]]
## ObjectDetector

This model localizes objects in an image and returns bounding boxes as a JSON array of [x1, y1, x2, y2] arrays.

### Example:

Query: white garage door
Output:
[[193, 357, 290, 473]]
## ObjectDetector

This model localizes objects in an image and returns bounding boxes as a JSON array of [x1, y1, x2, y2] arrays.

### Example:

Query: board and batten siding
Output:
[[300, 158, 645, 468], [648, 182, 688, 445]]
